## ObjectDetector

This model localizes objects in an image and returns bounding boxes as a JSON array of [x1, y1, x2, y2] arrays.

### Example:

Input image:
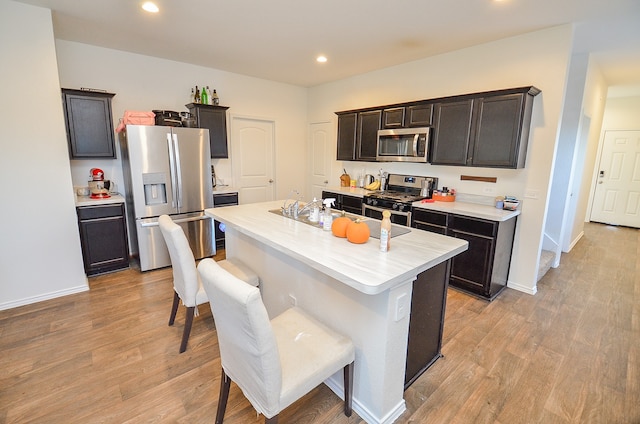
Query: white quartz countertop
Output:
[[205, 200, 468, 295], [324, 186, 520, 222], [323, 186, 373, 198], [213, 186, 238, 194], [412, 199, 520, 221], [75, 193, 125, 207]]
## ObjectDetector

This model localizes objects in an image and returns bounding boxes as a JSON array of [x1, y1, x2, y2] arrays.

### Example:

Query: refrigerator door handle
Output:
[[172, 133, 183, 210], [139, 215, 211, 227], [167, 133, 178, 208]]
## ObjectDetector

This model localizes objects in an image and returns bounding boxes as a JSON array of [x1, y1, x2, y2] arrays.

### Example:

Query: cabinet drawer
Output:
[[412, 209, 448, 227], [448, 214, 496, 238], [77, 203, 124, 221], [213, 193, 238, 206], [341, 195, 362, 211]]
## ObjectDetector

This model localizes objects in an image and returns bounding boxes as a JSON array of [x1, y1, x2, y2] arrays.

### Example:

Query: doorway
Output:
[[308, 121, 332, 200], [589, 130, 640, 228], [230, 116, 276, 204]]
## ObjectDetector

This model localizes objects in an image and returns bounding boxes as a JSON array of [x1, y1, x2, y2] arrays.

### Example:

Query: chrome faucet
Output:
[[282, 190, 301, 217], [281, 190, 322, 219]]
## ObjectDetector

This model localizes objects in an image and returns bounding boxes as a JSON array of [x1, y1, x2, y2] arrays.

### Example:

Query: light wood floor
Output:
[[1, 222, 638, 423]]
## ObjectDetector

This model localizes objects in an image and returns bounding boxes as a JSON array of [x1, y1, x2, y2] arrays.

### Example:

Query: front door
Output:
[[230, 117, 275, 204], [590, 130, 640, 228]]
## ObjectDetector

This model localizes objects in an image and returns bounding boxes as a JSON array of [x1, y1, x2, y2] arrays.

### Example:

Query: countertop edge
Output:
[[75, 194, 126, 207], [412, 200, 520, 221]]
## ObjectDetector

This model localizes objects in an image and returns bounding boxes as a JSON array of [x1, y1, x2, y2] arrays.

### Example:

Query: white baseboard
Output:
[[0, 284, 89, 311], [325, 376, 406, 424], [507, 280, 537, 295], [565, 230, 584, 253]]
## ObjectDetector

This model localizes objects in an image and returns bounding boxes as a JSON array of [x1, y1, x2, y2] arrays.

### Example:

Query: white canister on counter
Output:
[[309, 198, 320, 222]]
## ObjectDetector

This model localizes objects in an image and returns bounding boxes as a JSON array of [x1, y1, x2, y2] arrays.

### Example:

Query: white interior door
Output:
[[231, 117, 275, 204], [590, 130, 640, 228], [308, 122, 332, 200]]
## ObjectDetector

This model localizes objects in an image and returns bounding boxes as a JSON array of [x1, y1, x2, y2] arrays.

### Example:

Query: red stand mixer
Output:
[[89, 168, 110, 199]]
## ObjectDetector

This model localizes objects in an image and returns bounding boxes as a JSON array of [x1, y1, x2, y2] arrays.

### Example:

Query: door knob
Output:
[[268, 179, 274, 183]]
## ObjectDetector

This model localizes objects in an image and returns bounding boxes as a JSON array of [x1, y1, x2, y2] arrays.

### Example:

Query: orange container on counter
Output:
[[432, 193, 456, 202]]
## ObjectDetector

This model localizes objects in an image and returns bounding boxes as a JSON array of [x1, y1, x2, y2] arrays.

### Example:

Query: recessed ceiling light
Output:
[[142, 2, 159, 13], [316, 56, 328, 63]]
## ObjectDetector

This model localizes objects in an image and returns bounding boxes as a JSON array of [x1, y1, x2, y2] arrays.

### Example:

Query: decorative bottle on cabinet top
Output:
[[194, 85, 201, 103], [201, 86, 208, 105]]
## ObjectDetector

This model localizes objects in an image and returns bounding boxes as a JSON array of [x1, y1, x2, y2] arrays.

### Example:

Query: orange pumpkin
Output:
[[331, 216, 352, 238], [346, 219, 370, 244]]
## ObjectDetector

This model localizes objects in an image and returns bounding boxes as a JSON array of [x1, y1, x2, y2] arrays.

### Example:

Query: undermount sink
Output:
[[268, 208, 411, 239], [268, 208, 348, 229]]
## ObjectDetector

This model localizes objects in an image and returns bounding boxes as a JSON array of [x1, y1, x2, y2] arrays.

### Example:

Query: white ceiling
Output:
[[12, 0, 640, 88]]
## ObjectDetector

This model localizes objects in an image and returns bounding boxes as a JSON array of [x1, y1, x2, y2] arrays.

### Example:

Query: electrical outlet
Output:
[[288, 294, 297, 306], [395, 293, 409, 321], [525, 189, 539, 199], [483, 187, 496, 195]]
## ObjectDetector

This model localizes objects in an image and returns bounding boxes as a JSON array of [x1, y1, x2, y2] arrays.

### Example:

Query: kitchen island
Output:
[[205, 201, 467, 424]]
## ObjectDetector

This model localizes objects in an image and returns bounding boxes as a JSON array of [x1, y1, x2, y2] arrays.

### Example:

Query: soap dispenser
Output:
[[322, 198, 336, 231], [309, 197, 320, 222]]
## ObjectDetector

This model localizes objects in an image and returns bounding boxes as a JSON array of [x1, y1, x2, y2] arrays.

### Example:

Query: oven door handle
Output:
[[362, 204, 413, 227], [363, 204, 411, 217]]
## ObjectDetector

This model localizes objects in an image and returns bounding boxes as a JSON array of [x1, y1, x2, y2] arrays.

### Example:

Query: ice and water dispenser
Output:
[[142, 172, 168, 205]]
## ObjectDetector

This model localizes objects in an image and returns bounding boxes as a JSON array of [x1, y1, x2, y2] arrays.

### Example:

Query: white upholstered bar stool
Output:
[[158, 215, 259, 353], [197, 258, 355, 424]]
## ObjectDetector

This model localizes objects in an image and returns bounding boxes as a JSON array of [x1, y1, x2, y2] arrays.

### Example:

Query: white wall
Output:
[[600, 95, 640, 129], [55, 40, 309, 201], [0, 1, 88, 310], [308, 26, 575, 294], [565, 58, 608, 249], [0, 2, 308, 309]]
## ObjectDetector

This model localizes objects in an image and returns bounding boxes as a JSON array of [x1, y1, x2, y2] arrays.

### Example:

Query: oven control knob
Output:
[[392, 203, 399, 210]]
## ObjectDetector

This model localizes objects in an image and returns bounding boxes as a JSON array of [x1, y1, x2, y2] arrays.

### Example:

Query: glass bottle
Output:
[[201, 86, 208, 105], [380, 210, 391, 252], [211, 89, 219, 105], [194, 85, 201, 104]]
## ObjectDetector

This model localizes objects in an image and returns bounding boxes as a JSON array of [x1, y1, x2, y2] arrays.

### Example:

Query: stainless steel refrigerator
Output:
[[119, 125, 214, 271]]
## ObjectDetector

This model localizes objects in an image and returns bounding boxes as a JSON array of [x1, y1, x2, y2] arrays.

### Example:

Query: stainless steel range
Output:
[[362, 174, 438, 226]]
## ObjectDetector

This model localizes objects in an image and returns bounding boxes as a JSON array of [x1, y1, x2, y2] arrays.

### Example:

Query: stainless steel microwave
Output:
[[376, 127, 431, 162]]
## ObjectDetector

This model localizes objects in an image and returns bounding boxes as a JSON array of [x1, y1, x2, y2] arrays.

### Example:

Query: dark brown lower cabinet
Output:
[[212, 192, 239, 248], [77, 203, 130, 276], [322, 191, 363, 215], [405, 260, 451, 388], [412, 208, 517, 301]]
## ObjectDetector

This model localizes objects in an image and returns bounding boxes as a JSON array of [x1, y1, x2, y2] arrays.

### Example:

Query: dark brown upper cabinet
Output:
[[336, 112, 357, 161], [382, 103, 433, 129], [356, 110, 382, 161], [431, 99, 474, 166], [335, 86, 539, 168], [431, 86, 540, 168], [336, 109, 381, 161], [186, 103, 229, 158], [62, 88, 116, 159]]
